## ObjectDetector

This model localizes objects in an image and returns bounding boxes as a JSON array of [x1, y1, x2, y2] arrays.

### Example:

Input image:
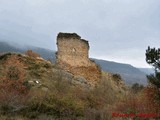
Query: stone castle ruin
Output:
[[56, 33, 101, 85]]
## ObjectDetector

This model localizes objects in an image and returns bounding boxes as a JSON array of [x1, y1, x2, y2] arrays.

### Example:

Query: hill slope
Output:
[[0, 41, 21, 52], [0, 41, 55, 62], [0, 52, 126, 120], [139, 68, 154, 75], [93, 59, 147, 85], [0, 41, 147, 85]]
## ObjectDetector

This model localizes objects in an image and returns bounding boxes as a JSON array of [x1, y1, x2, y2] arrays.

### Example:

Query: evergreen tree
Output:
[[146, 46, 160, 88]]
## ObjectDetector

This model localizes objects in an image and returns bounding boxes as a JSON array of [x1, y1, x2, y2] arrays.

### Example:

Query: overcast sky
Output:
[[0, 0, 160, 68]]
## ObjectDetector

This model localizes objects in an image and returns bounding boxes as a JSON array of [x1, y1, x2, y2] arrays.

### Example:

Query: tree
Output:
[[146, 46, 160, 88]]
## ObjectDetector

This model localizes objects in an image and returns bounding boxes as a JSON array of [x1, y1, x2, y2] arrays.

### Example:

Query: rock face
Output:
[[56, 33, 101, 85]]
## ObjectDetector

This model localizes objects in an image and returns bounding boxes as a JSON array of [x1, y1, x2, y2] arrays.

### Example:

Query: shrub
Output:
[[112, 74, 121, 80], [25, 50, 40, 58], [113, 86, 160, 120], [0, 55, 29, 114], [131, 83, 144, 93]]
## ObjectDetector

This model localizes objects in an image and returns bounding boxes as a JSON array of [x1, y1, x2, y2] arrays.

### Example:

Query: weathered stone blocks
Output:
[[56, 32, 101, 85]]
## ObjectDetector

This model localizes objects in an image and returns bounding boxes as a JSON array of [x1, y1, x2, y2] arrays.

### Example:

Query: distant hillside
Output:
[[0, 41, 147, 85], [139, 68, 154, 75], [92, 59, 147, 85], [0, 41, 55, 62], [0, 41, 21, 53]]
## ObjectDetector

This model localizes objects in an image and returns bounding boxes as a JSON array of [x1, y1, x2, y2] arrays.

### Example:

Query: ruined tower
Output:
[[56, 33, 101, 85]]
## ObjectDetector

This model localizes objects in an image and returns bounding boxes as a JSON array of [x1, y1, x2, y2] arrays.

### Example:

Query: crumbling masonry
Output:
[[56, 33, 101, 85]]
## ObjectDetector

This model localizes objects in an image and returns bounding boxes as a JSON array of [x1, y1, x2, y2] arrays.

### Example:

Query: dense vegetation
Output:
[[0, 52, 125, 120], [0, 48, 160, 120]]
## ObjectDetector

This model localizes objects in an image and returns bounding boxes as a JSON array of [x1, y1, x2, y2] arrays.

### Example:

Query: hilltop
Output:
[[0, 52, 126, 90], [0, 41, 148, 85], [0, 52, 126, 120]]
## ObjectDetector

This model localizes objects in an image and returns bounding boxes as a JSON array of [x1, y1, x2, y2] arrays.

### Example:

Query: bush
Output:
[[25, 50, 40, 58], [0, 55, 29, 114], [112, 74, 121, 80], [113, 86, 160, 120], [131, 83, 144, 93]]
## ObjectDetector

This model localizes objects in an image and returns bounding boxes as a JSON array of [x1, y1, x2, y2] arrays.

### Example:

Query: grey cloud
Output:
[[0, 0, 160, 67]]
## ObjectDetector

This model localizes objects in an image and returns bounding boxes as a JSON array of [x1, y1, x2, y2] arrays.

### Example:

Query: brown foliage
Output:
[[143, 86, 160, 113], [0, 55, 29, 111], [113, 86, 160, 119], [5, 55, 25, 81], [25, 50, 40, 58]]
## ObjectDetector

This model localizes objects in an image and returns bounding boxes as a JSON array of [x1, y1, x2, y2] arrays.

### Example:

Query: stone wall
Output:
[[56, 33, 101, 85]]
